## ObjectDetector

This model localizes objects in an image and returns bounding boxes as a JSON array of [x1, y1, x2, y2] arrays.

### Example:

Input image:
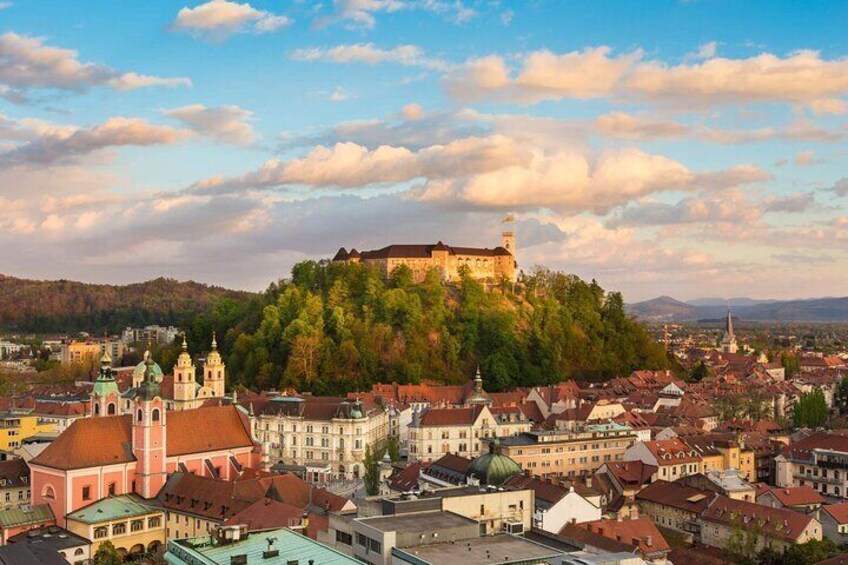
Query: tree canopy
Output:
[[184, 261, 668, 395]]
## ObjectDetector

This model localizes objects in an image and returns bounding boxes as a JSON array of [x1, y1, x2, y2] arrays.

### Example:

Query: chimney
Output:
[[263, 537, 280, 559], [630, 506, 639, 520], [645, 535, 653, 547]]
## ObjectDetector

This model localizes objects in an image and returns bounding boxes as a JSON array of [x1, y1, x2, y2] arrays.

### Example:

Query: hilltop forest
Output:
[[169, 261, 669, 395]]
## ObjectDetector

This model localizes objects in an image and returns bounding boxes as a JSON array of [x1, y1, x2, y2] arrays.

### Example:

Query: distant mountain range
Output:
[[627, 295, 848, 322]]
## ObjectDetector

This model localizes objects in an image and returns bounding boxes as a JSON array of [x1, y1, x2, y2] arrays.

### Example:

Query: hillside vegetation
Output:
[[0, 274, 258, 334], [176, 261, 669, 395]]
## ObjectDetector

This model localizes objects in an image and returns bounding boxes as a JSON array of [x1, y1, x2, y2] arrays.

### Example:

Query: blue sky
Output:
[[1, 0, 847, 301]]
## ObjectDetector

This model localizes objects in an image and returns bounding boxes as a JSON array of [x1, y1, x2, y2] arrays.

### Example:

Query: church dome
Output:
[[133, 352, 163, 383], [465, 439, 522, 486]]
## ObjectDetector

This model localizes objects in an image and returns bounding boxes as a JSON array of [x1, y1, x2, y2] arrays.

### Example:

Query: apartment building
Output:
[[408, 404, 530, 462], [497, 422, 638, 479], [253, 395, 389, 480], [624, 438, 704, 483], [775, 432, 848, 499]]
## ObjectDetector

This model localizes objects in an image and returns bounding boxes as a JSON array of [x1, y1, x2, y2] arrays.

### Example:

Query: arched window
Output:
[[137, 409, 143, 422], [107, 403, 116, 416], [152, 409, 160, 422], [74, 549, 84, 556], [41, 484, 56, 500], [94, 404, 100, 416]]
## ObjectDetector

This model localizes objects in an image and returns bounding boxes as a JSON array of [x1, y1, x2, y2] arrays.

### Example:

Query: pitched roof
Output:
[[418, 406, 483, 426], [568, 517, 670, 557], [602, 461, 657, 487], [222, 498, 305, 533], [781, 431, 848, 462], [0, 503, 54, 529], [31, 405, 254, 470], [701, 496, 814, 542], [761, 486, 824, 507], [0, 459, 29, 489], [643, 437, 703, 466], [635, 481, 716, 514], [823, 503, 848, 525]]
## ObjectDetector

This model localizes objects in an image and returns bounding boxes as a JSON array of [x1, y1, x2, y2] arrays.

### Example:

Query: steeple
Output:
[[173, 332, 197, 409], [466, 366, 492, 406], [138, 349, 161, 401], [91, 350, 119, 416], [720, 309, 738, 354], [133, 349, 167, 499], [203, 332, 226, 399]]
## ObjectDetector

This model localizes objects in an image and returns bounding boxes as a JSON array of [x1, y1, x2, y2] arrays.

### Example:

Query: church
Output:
[[332, 230, 517, 284], [30, 352, 262, 526], [90, 334, 227, 417]]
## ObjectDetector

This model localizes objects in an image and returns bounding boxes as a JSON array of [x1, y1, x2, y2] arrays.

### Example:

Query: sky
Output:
[[1, 0, 847, 302]]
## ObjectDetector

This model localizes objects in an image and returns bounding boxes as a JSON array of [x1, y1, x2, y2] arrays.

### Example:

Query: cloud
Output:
[[809, 98, 847, 115], [195, 134, 527, 193], [607, 191, 762, 227], [0, 32, 190, 101], [164, 104, 256, 145], [794, 150, 821, 166], [329, 87, 349, 102], [292, 43, 450, 71], [593, 111, 846, 144], [172, 0, 291, 40], [832, 178, 848, 197], [0, 117, 191, 167], [316, 0, 475, 29], [763, 192, 815, 213], [445, 46, 848, 109]]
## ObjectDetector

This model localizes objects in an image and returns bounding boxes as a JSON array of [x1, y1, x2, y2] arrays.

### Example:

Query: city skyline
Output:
[[1, 0, 847, 301]]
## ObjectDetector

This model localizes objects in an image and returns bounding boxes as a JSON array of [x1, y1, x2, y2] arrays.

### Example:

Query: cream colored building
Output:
[[333, 232, 517, 284], [65, 494, 165, 557], [170, 335, 226, 411], [408, 404, 531, 463], [498, 423, 637, 479], [254, 395, 389, 480]]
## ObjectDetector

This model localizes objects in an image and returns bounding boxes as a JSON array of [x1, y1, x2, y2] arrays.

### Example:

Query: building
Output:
[[560, 517, 672, 564], [635, 481, 716, 540], [4, 526, 89, 565], [60, 342, 101, 366], [819, 503, 848, 546], [675, 469, 756, 501], [0, 503, 55, 544], [122, 325, 181, 346], [0, 412, 55, 452], [720, 310, 738, 354], [499, 423, 638, 479], [505, 473, 602, 533], [392, 533, 563, 565], [682, 435, 755, 481], [65, 494, 164, 557], [409, 403, 530, 462], [0, 342, 23, 361], [756, 486, 823, 513], [775, 432, 848, 499], [624, 438, 704, 483], [30, 353, 261, 525], [699, 496, 822, 553], [0, 459, 30, 511], [332, 231, 517, 284], [253, 394, 389, 481], [169, 334, 226, 411], [164, 525, 360, 565], [593, 461, 657, 513]]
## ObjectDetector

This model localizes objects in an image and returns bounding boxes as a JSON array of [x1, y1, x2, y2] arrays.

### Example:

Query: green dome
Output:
[[133, 356, 163, 382], [466, 440, 522, 486], [92, 378, 119, 397]]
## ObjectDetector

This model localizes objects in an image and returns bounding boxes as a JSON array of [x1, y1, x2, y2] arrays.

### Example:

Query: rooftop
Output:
[[167, 527, 359, 564], [394, 533, 562, 564], [360, 510, 477, 533], [7, 525, 89, 551], [66, 494, 160, 524]]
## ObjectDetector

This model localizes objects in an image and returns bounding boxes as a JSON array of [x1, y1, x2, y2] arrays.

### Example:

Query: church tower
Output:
[[203, 333, 226, 399], [91, 350, 119, 417], [173, 334, 197, 410], [720, 309, 738, 354], [133, 351, 167, 499]]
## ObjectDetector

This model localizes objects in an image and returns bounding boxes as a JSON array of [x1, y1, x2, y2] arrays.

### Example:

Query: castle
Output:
[[332, 230, 517, 283]]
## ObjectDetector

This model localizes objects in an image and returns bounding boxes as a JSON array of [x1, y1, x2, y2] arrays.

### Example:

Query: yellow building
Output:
[[684, 435, 756, 482], [0, 412, 55, 451], [60, 341, 102, 365], [65, 495, 165, 558]]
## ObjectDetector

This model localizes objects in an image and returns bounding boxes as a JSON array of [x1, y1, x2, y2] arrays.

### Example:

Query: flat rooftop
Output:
[[395, 533, 563, 564], [360, 510, 477, 533]]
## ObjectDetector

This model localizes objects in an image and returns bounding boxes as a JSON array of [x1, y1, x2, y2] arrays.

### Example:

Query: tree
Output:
[[93, 540, 123, 565], [794, 388, 828, 428], [781, 353, 800, 378], [363, 444, 381, 496], [835, 376, 848, 415], [385, 437, 401, 462], [689, 360, 710, 383]]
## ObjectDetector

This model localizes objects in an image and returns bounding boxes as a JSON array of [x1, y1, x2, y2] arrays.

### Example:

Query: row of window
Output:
[[92, 517, 161, 539]]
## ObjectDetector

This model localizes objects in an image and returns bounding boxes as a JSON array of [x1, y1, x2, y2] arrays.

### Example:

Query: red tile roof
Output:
[[223, 498, 305, 533], [644, 437, 703, 466], [701, 496, 814, 542], [570, 517, 671, 557], [762, 486, 824, 508], [823, 503, 848, 525], [782, 432, 848, 462], [635, 480, 716, 513], [418, 406, 483, 426], [31, 405, 255, 470]]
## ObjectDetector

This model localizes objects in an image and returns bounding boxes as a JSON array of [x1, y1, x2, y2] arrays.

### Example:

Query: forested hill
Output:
[[174, 261, 669, 395], [0, 274, 258, 333]]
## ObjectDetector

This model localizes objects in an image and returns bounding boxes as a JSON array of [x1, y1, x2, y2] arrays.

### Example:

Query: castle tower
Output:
[[502, 230, 515, 256], [133, 351, 167, 499], [203, 333, 226, 399], [720, 309, 738, 354], [173, 334, 197, 410], [91, 350, 119, 417]]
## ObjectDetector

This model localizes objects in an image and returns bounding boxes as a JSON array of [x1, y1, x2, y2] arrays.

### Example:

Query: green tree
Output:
[[363, 444, 381, 496], [385, 436, 401, 462], [794, 389, 828, 428], [93, 540, 123, 565], [835, 376, 848, 415], [781, 353, 800, 378]]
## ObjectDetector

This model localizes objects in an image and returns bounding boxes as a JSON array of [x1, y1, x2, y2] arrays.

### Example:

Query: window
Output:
[[137, 409, 143, 422], [336, 531, 352, 545], [152, 409, 160, 422], [131, 520, 144, 532], [108, 482, 116, 496], [112, 522, 126, 535], [82, 486, 91, 501], [108, 403, 116, 416], [3, 493, 8, 502], [94, 527, 108, 539], [148, 517, 161, 528]]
